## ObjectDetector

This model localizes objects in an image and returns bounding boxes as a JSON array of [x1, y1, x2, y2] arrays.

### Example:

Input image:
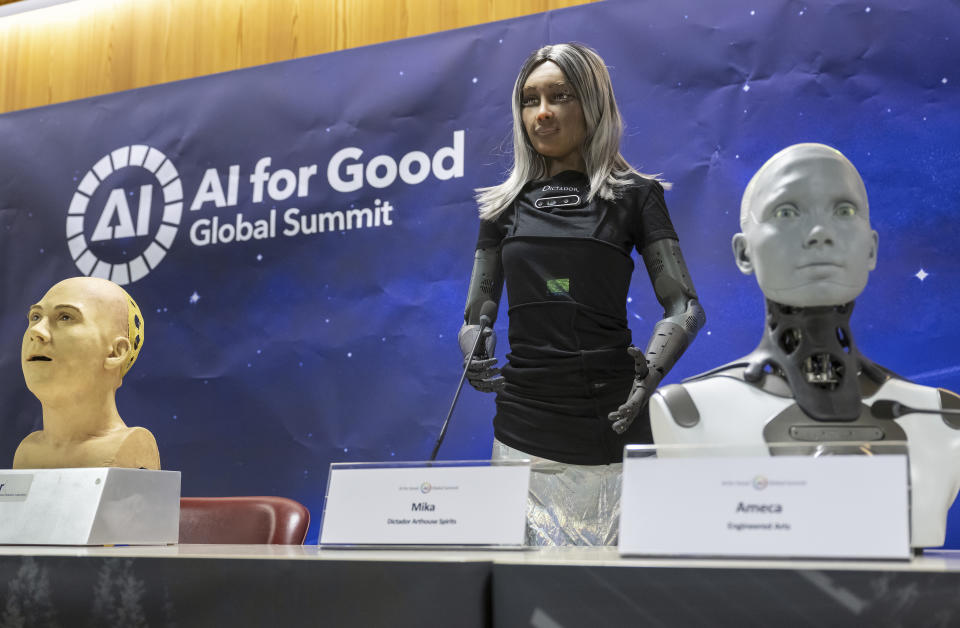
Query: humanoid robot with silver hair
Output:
[[650, 143, 960, 548], [457, 43, 704, 545]]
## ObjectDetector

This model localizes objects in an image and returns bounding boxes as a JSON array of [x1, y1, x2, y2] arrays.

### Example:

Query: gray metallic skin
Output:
[[729, 144, 881, 424], [459, 247, 505, 393], [609, 238, 705, 433]]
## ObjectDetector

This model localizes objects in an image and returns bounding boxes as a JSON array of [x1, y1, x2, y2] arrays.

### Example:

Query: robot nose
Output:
[[29, 318, 51, 343], [804, 223, 835, 248]]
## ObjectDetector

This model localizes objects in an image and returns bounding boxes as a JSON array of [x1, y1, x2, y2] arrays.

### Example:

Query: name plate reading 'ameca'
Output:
[[619, 444, 910, 560], [319, 461, 530, 547]]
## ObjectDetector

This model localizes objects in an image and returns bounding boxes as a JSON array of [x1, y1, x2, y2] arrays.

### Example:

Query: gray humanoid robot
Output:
[[650, 143, 960, 548], [458, 43, 704, 545]]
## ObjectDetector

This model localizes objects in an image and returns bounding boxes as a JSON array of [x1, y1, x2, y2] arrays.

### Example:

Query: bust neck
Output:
[[743, 300, 864, 421], [40, 389, 127, 443]]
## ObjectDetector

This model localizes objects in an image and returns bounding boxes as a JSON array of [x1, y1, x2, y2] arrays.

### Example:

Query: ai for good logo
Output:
[[66, 145, 183, 285]]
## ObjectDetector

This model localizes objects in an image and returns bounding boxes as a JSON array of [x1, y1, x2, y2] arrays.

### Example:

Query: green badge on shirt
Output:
[[546, 278, 570, 296]]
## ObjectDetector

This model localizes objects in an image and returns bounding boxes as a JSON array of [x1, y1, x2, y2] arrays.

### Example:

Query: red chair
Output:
[[179, 496, 310, 544]]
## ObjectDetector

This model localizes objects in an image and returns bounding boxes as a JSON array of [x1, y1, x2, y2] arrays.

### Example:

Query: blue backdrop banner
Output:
[[2, 0, 959, 544]]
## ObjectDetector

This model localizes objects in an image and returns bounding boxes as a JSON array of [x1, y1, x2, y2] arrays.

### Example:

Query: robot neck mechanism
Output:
[[743, 300, 884, 421]]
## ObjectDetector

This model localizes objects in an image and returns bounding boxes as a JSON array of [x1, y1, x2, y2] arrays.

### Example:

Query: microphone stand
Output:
[[430, 323, 491, 461]]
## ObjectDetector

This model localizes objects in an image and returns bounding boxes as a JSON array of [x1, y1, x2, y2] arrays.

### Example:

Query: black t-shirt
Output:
[[477, 170, 679, 464]]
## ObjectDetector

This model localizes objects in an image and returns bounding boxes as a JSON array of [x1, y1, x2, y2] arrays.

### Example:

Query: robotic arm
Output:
[[609, 238, 706, 433], [458, 247, 505, 393]]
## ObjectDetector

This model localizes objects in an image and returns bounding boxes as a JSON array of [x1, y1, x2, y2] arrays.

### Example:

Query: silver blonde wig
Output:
[[475, 42, 667, 220]]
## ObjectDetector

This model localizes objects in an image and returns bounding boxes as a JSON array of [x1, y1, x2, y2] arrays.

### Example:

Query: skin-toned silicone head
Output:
[[520, 60, 588, 175], [732, 143, 879, 307], [509, 43, 629, 183], [22, 277, 137, 405]]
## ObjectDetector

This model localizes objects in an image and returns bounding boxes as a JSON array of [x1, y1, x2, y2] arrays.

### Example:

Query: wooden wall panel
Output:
[[0, 0, 597, 114]]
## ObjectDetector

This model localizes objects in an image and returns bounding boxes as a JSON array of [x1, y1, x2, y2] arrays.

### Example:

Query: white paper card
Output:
[[0, 468, 180, 545], [0, 474, 33, 502], [620, 454, 910, 559], [320, 463, 530, 546]]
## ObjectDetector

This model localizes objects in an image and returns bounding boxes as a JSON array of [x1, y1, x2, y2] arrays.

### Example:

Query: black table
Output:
[[2, 545, 958, 627]]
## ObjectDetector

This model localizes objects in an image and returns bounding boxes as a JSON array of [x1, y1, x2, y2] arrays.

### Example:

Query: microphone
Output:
[[871, 399, 960, 420], [430, 301, 498, 461]]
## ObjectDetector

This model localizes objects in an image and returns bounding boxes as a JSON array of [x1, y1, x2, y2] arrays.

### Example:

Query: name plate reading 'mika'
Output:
[[620, 448, 910, 560], [319, 462, 530, 546]]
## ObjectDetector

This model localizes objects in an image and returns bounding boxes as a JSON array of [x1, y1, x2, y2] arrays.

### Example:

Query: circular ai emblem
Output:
[[419, 482, 432, 494], [65, 145, 183, 285], [752, 475, 768, 491]]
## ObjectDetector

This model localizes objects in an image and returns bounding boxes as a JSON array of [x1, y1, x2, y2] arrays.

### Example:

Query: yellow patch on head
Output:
[[123, 292, 144, 377]]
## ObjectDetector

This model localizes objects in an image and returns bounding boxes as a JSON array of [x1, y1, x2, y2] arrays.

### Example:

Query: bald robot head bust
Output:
[[14, 276, 159, 470], [732, 143, 879, 307]]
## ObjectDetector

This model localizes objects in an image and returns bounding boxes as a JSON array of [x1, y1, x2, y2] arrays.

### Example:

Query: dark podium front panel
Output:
[[492, 560, 960, 627], [0, 552, 491, 628], [4, 546, 960, 627]]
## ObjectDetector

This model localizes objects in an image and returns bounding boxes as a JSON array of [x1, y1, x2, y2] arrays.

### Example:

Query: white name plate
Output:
[[0, 468, 181, 546], [319, 462, 530, 546], [620, 453, 910, 559]]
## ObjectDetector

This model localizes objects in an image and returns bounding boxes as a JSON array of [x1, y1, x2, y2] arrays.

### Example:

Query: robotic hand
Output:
[[609, 345, 660, 434], [460, 246, 505, 394], [458, 324, 504, 393], [608, 239, 705, 434]]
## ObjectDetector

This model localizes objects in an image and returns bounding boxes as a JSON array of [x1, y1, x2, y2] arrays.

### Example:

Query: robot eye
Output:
[[773, 204, 799, 219], [835, 203, 857, 217]]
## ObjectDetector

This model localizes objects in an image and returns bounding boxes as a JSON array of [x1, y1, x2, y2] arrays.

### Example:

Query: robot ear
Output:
[[104, 336, 131, 372], [732, 233, 754, 275], [867, 229, 879, 271]]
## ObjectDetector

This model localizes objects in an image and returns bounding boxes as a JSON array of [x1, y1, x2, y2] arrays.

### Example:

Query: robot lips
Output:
[[794, 262, 845, 282]]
